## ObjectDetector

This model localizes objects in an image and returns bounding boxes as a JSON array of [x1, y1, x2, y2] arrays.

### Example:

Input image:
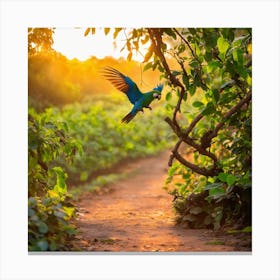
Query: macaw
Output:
[[102, 67, 163, 123]]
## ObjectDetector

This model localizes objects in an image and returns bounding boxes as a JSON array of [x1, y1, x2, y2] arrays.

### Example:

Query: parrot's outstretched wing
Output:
[[102, 67, 143, 105]]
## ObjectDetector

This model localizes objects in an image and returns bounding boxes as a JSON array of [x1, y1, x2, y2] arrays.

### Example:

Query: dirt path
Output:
[[73, 151, 245, 252]]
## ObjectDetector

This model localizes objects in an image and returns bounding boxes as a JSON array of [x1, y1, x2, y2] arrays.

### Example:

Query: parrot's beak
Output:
[[157, 95, 161, 100]]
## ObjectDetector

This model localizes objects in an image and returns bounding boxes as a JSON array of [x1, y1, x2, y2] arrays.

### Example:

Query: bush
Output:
[[28, 108, 81, 251]]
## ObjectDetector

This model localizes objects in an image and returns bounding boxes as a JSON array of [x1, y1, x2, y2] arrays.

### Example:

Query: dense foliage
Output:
[[28, 109, 81, 250], [28, 28, 54, 55], [45, 97, 173, 184], [101, 28, 252, 229]]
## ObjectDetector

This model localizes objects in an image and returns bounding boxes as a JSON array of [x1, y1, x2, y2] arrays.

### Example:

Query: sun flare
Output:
[[53, 27, 147, 62]]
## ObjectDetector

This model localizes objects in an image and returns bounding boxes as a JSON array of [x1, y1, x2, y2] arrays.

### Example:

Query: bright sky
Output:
[[52, 27, 144, 62]]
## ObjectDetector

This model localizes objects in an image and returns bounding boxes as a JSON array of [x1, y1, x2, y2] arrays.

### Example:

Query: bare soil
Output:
[[72, 151, 251, 252]]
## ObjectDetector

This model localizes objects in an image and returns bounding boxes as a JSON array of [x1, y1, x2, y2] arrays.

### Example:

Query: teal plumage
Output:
[[103, 67, 163, 123]]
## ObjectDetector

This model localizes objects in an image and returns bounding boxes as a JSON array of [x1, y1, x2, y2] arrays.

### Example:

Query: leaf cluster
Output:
[[28, 28, 54, 55], [28, 109, 81, 250]]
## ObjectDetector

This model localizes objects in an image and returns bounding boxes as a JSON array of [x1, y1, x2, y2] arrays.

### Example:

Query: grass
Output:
[[227, 226, 252, 234]]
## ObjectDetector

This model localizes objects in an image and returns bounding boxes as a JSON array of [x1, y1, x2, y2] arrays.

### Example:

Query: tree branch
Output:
[[165, 117, 218, 168], [148, 29, 183, 89], [165, 91, 251, 176], [148, 28, 186, 125], [173, 28, 198, 62], [168, 139, 182, 167], [172, 149, 220, 177], [185, 113, 204, 136], [173, 28, 208, 90]]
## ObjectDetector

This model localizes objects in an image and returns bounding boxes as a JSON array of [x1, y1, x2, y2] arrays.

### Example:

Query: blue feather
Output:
[[153, 84, 163, 92]]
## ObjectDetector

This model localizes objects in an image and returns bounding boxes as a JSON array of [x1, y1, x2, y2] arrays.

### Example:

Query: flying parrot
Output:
[[102, 67, 163, 123]]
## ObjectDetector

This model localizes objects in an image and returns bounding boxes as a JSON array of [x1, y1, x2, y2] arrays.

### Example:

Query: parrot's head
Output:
[[152, 84, 163, 100]]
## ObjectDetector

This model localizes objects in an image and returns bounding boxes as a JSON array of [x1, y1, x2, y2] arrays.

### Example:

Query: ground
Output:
[[71, 151, 251, 252]]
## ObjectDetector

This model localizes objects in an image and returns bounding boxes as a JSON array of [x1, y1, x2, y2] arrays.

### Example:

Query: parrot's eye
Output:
[[153, 93, 161, 100]]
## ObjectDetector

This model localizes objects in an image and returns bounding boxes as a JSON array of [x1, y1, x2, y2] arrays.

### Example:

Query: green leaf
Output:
[[189, 60, 199, 68], [202, 102, 215, 116], [172, 70, 180, 76], [38, 221, 48, 234], [53, 166, 67, 194], [182, 92, 188, 101], [165, 92, 172, 101], [36, 240, 48, 251], [63, 206, 75, 218], [49, 240, 58, 251], [183, 73, 189, 88], [80, 171, 88, 182], [47, 189, 59, 198], [226, 174, 236, 186], [178, 44, 186, 54], [163, 28, 176, 40], [54, 210, 66, 218], [143, 62, 153, 71], [207, 61, 221, 72], [204, 182, 223, 190], [28, 197, 37, 207], [28, 208, 35, 217], [189, 84, 196, 96], [29, 140, 38, 150], [242, 226, 252, 233], [232, 49, 244, 65], [212, 89, 220, 103], [192, 101, 204, 108], [64, 225, 77, 235], [218, 172, 227, 182], [217, 37, 230, 55], [222, 28, 235, 42], [209, 188, 225, 198], [205, 51, 212, 62]]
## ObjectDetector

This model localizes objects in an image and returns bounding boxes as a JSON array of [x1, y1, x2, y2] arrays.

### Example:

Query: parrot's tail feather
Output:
[[121, 112, 136, 123]]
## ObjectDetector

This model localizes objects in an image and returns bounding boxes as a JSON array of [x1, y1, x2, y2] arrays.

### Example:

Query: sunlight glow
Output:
[[52, 28, 145, 62]]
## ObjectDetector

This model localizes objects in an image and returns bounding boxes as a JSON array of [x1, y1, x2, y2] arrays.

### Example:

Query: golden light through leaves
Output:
[[53, 28, 147, 62]]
